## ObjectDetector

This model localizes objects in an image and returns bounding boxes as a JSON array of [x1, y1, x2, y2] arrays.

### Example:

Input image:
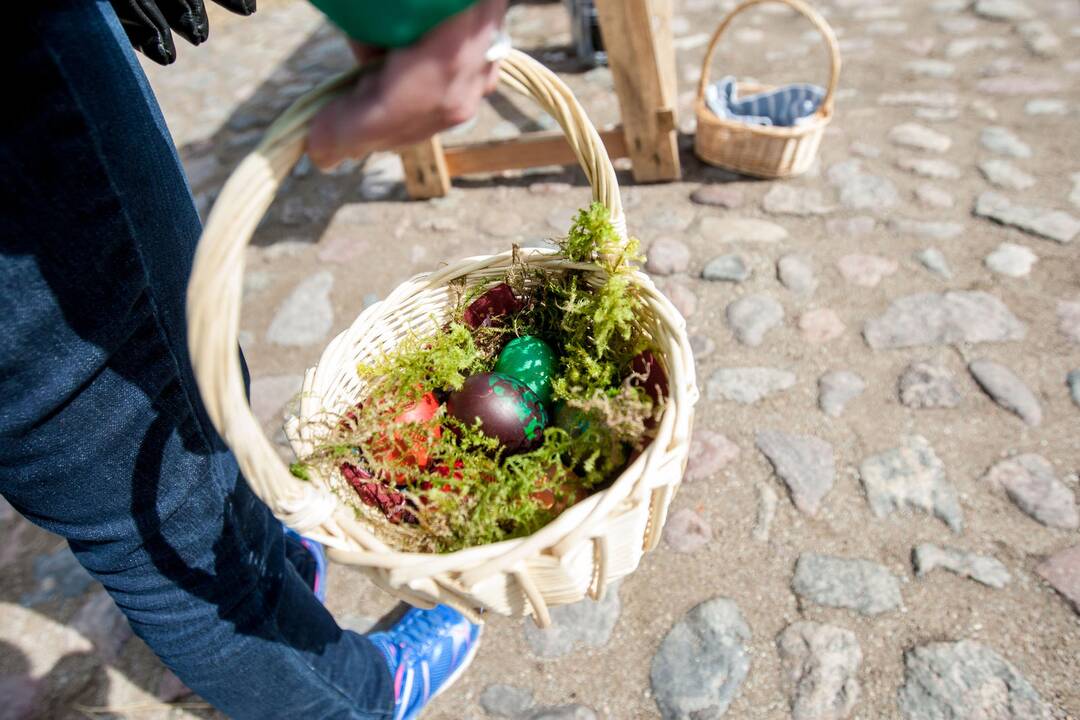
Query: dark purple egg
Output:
[[447, 373, 548, 453]]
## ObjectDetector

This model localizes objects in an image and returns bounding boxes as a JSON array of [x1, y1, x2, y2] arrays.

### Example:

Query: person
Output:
[[0, 0, 507, 717]]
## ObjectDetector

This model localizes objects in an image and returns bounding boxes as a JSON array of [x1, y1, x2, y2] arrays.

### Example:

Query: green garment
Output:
[[309, 0, 479, 47]]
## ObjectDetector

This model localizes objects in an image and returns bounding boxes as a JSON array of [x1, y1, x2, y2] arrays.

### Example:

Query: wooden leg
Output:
[[594, 0, 681, 183], [398, 136, 451, 199]]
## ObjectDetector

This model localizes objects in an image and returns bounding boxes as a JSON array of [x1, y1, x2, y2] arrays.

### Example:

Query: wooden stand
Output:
[[397, 0, 680, 199]]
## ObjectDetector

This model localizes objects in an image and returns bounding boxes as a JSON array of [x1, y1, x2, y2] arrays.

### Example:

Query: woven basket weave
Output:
[[694, 0, 840, 179], [187, 50, 697, 628]]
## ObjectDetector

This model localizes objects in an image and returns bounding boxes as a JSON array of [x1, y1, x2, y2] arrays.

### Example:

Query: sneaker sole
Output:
[[403, 623, 483, 720]]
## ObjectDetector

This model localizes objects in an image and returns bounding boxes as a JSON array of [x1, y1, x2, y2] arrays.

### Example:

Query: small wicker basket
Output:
[[694, 0, 840, 179], [186, 50, 697, 628]]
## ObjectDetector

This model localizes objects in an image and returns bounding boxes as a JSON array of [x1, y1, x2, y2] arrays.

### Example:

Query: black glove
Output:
[[109, 0, 256, 65]]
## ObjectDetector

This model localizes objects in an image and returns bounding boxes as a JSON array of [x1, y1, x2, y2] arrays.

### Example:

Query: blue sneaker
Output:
[[283, 527, 328, 603], [367, 605, 482, 720]]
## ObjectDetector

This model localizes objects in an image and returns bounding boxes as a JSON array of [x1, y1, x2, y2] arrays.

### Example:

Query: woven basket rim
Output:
[[289, 246, 685, 563], [694, 96, 833, 139]]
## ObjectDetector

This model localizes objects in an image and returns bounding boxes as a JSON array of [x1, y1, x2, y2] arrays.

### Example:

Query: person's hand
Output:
[[109, 0, 256, 65], [307, 0, 507, 171]]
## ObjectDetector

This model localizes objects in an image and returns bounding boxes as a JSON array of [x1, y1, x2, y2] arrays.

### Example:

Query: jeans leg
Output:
[[0, 2, 393, 717]]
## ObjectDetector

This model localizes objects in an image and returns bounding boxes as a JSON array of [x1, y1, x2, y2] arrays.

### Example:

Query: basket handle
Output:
[[696, 0, 841, 117], [186, 50, 624, 537]]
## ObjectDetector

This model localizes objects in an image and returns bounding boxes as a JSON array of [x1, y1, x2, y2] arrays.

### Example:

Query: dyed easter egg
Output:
[[447, 373, 548, 453], [377, 392, 441, 471], [494, 335, 556, 403]]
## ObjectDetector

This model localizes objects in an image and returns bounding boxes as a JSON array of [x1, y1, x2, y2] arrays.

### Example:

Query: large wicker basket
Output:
[[187, 50, 697, 627], [694, 0, 840, 179]]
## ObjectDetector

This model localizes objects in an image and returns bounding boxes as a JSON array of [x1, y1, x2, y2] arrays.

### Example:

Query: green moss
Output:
[[297, 202, 662, 554]]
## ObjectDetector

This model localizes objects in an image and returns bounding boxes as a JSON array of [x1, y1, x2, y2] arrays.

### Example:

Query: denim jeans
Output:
[[0, 2, 394, 717]]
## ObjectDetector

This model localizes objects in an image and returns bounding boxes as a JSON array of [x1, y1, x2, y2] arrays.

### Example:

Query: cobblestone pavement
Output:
[[2, 0, 1079, 718]]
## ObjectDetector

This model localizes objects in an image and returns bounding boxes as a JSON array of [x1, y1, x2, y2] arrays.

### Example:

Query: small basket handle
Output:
[[186, 50, 624, 540], [696, 0, 841, 117]]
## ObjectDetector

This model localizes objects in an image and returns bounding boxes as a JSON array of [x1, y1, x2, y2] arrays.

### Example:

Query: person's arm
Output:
[[306, 0, 507, 170]]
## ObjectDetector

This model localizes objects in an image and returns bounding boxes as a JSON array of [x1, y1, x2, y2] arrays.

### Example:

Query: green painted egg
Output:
[[494, 335, 556, 404], [447, 372, 548, 453]]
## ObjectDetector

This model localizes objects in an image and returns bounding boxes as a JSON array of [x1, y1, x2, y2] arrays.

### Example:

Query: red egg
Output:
[[375, 392, 441, 473], [463, 283, 524, 329]]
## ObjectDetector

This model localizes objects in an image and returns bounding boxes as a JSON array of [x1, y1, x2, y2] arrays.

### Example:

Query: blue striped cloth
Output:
[[705, 76, 825, 127]]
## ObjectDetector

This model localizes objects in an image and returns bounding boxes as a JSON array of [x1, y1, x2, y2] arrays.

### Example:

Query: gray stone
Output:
[[1018, 20, 1061, 57], [267, 272, 334, 347], [707, 368, 796, 404], [799, 309, 845, 344], [915, 184, 955, 208], [889, 219, 964, 241], [899, 641, 1051, 719], [359, 153, 405, 200], [978, 75, 1064, 95], [20, 547, 95, 607], [849, 141, 880, 158], [905, 59, 955, 79], [690, 334, 716, 359], [979, 158, 1036, 190], [703, 254, 751, 283], [1023, 97, 1067, 114], [645, 207, 697, 233], [900, 361, 963, 409], [825, 216, 876, 237], [1037, 544, 1080, 614], [762, 185, 834, 216], [947, 36, 1010, 59], [651, 598, 751, 719], [726, 294, 784, 346], [915, 248, 953, 278], [864, 291, 1026, 349], [792, 553, 902, 615], [1068, 369, 1080, 407], [938, 16, 978, 34], [983, 454, 1078, 529], [1058, 300, 1080, 343], [778, 255, 818, 295], [897, 157, 963, 179], [985, 242, 1038, 277], [524, 583, 621, 658], [827, 160, 899, 211], [837, 254, 898, 287], [664, 508, 712, 553], [777, 622, 862, 720], [687, 430, 740, 481], [71, 591, 132, 662], [819, 371, 866, 418], [974, 191, 1078, 243], [754, 483, 778, 542], [646, 237, 692, 276], [969, 359, 1042, 426], [980, 126, 1033, 158], [1070, 172, 1080, 209], [913, 544, 1011, 588], [756, 431, 836, 517], [701, 217, 789, 243], [913, 107, 960, 122], [859, 435, 963, 532], [481, 684, 535, 717], [528, 707, 597, 720], [662, 281, 698, 319], [888, 123, 952, 153], [480, 210, 525, 238], [691, 185, 744, 208], [974, 0, 1034, 20], [877, 92, 958, 108]]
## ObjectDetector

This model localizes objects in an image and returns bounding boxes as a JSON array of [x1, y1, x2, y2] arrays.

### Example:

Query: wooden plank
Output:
[[595, 0, 681, 183], [443, 128, 629, 177], [398, 136, 451, 199]]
